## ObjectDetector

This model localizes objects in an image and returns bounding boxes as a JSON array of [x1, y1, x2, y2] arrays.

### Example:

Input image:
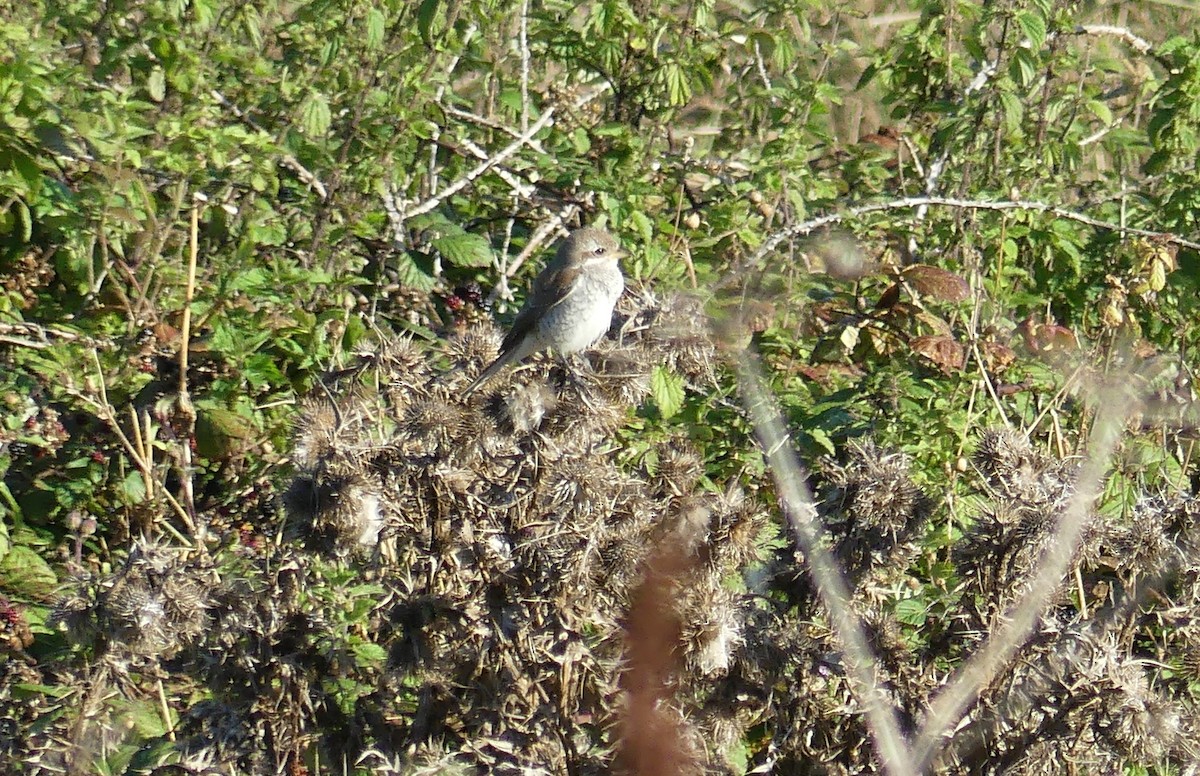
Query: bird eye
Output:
[[594, 246, 606, 255]]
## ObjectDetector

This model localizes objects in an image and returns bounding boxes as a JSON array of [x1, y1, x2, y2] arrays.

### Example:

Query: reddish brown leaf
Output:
[[1020, 317, 1079, 355], [902, 265, 970, 302], [795, 362, 865, 384], [875, 282, 901, 311], [910, 334, 965, 373], [980, 341, 1016, 373]]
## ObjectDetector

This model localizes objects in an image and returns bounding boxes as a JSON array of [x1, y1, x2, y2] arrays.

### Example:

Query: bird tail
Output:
[[460, 349, 518, 398]]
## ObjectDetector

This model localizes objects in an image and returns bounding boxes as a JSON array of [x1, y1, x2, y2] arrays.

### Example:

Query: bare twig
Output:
[[743, 195, 1200, 277], [453, 136, 537, 198], [519, 0, 530, 136], [399, 107, 557, 222], [209, 90, 329, 200], [175, 197, 200, 525], [486, 204, 580, 306], [0, 322, 116, 351], [1072, 24, 1154, 56], [439, 104, 549, 154], [81, 351, 195, 541]]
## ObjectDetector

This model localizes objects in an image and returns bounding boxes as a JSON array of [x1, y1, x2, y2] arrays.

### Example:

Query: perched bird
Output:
[[462, 227, 627, 397]]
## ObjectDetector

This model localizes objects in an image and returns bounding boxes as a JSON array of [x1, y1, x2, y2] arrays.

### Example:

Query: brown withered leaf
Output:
[[795, 362, 865, 385], [1019, 318, 1079, 355], [910, 334, 965, 373], [980, 341, 1016, 373], [901, 266, 970, 302], [875, 283, 901, 311]]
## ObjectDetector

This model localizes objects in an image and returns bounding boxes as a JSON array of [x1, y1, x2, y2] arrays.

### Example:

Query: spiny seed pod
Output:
[[446, 324, 502, 377], [589, 346, 655, 407], [651, 440, 704, 498], [680, 586, 743, 676], [88, 540, 211, 657], [284, 471, 386, 555], [376, 336, 431, 384], [401, 396, 465, 458], [291, 397, 340, 470]]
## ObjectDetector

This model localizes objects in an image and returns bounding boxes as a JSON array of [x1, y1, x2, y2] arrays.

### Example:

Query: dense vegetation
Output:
[[3, 0, 1200, 773]]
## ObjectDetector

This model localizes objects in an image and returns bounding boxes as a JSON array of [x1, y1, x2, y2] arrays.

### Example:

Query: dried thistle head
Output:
[[1105, 496, 1182, 581], [51, 538, 211, 659], [445, 323, 502, 377], [400, 395, 466, 458], [587, 344, 654, 408], [650, 439, 704, 499], [820, 440, 932, 582], [679, 584, 743, 676], [291, 393, 380, 473], [973, 427, 1074, 506], [376, 335, 431, 385], [284, 470, 387, 556], [291, 396, 341, 470], [645, 293, 718, 386]]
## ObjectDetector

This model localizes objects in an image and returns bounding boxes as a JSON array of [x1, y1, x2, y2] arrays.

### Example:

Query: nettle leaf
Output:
[[0, 545, 57, 600], [299, 91, 331, 136], [432, 231, 494, 268], [1015, 10, 1046, 50], [894, 596, 928, 626], [366, 8, 386, 50], [650, 365, 685, 419]]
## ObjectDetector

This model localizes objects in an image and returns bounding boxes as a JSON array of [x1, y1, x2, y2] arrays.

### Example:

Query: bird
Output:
[[461, 227, 627, 397]]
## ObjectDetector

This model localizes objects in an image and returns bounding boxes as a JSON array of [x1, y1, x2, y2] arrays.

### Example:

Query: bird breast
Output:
[[536, 263, 624, 354]]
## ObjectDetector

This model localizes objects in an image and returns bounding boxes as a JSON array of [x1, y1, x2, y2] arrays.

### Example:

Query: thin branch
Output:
[[175, 197, 200, 526], [910, 58, 999, 252], [1071, 24, 1154, 56], [745, 196, 1200, 274], [209, 90, 329, 201], [486, 205, 580, 306], [0, 322, 116, 351], [452, 136, 537, 198], [399, 106, 557, 221], [519, 0, 530, 136], [440, 103, 549, 154]]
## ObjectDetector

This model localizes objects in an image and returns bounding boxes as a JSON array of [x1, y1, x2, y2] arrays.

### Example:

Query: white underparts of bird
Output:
[[461, 227, 627, 397]]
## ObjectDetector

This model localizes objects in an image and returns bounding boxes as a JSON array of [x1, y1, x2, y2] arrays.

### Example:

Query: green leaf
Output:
[[894, 596, 927, 626], [147, 67, 165, 102], [805, 427, 836, 456], [650, 365, 685, 419], [120, 470, 148, 503], [1015, 10, 1046, 50], [417, 0, 442, 43], [366, 8, 386, 50], [393, 252, 437, 291], [1015, 48, 1037, 87], [0, 545, 57, 601], [299, 91, 331, 137], [432, 231, 493, 268], [352, 640, 388, 666]]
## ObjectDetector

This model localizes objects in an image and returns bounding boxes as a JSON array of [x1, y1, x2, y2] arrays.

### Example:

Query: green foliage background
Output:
[[3, 0, 1200, 772]]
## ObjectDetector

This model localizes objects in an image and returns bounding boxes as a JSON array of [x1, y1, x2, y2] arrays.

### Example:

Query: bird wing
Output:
[[499, 261, 582, 353]]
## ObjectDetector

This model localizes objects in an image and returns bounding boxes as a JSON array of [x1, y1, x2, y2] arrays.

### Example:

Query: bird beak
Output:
[[613, 247, 630, 261]]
